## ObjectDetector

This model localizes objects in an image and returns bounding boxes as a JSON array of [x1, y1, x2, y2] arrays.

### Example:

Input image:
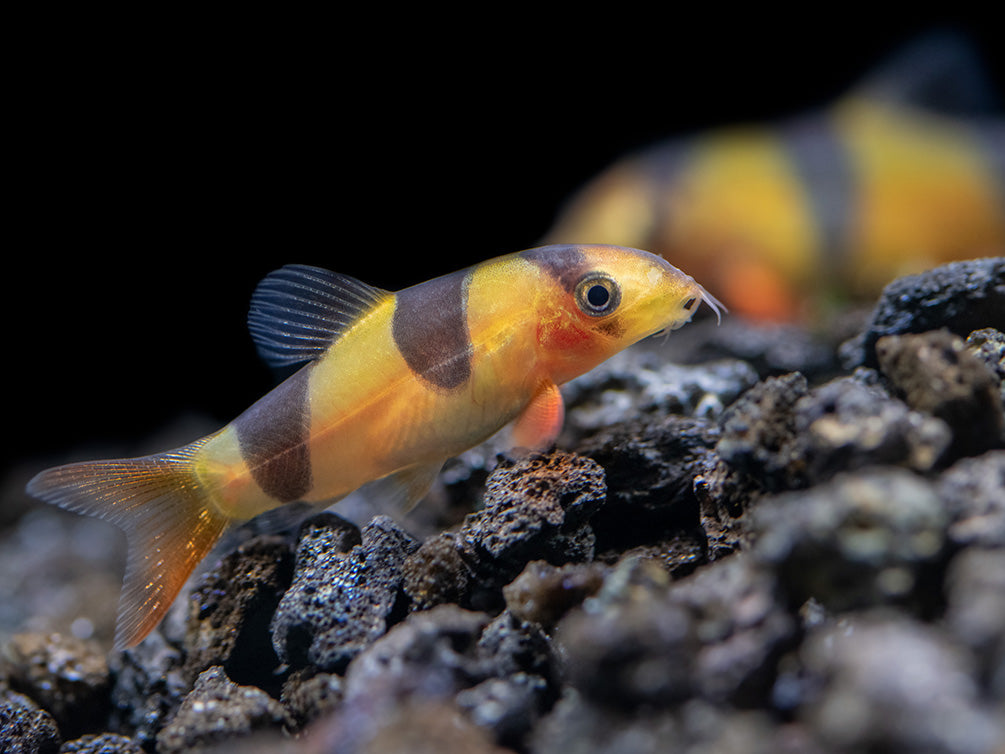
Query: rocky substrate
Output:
[[2, 257, 1004, 753]]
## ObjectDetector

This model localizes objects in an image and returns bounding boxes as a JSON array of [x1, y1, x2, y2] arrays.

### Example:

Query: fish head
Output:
[[525, 244, 725, 383]]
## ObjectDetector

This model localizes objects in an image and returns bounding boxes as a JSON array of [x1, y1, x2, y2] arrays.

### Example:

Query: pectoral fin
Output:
[[511, 381, 565, 452]]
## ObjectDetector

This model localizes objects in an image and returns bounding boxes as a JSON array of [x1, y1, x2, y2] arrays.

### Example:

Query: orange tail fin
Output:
[[26, 440, 228, 650]]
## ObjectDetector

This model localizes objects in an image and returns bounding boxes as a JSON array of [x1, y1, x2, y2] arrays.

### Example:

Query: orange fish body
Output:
[[544, 36, 1005, 322], [28, 244, 723, 648]]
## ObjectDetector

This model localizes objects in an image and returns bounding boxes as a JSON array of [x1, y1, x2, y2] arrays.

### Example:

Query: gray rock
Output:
[[155, 666, 291, 754], [800, 614, 1003, 754], [58, 733, 143, 753], [938, 450, 1005, 550], [107, 629, 187, 750], [1, 633, 109, 740], [270, 514, 416, 673], [876, 329, 1005, 458], [750, 469, 947, 615], [183, 535, 293, 691], [0, 688, 61, 754], [839, 257, 1005, 369]]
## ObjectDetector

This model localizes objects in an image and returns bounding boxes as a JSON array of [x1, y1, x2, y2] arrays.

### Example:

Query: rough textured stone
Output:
[[1, 633, 109, 740], [876, 329, 1005, 458], [503, 561, 607, 629], [938, 451, 1005, 550], [0, 688, 61, 754], [183, 535, 293, 691], [799, 614, 1003, 754], [270, 514, 416, 672], [576, 415, 718, 552], [279, 668, 343, 732], [839, 256, 1005, 369], [750, 469, 947, 615], [58, 733, 143, 753], [155, 666, 291, 754]]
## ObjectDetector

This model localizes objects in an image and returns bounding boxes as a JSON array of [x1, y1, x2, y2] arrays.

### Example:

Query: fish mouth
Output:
[[650, 284, 727, 339]]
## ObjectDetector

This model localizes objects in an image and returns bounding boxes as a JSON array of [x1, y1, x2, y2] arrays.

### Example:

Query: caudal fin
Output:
[[26, 440, 228, 650]]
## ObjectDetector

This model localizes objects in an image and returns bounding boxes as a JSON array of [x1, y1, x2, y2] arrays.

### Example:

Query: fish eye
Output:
[[574, 273, 621, 316], [683, 297, 697, 310]]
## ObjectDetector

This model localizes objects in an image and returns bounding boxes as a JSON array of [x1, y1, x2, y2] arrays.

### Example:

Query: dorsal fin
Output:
[[248, 264, 392, 368], [852, 31, 1000, 116]]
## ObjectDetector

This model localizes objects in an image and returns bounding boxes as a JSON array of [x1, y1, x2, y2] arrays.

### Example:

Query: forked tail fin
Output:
[[26, 440, 228, 650]]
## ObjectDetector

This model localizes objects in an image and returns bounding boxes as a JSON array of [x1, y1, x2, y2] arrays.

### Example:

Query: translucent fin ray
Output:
[[26, 442, 228, 650]]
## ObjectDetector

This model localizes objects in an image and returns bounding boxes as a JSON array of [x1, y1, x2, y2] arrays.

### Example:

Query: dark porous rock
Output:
[[58, 733, 143, 753], [555, 559, 698, 709], [966, 327, 1005, 403], [402, 531, 471, 610], [476, 610, 557, 684], [839, 256, 1005, 369], [456, 673, 549, 749], [560, 345, 760, 441], [107, 628, 187, 750], [938, 451, 1005, 550], [343, 605, 492, 705], [750, 469, 946, 616], [675, 318, 841, 380], [667, 554, 796, 706], [604, 533, 707, 579], [716, 371, 810, 494], [1, 633, 110, 740], [270, 514, 416, 673], [183, 535, 294, 691], [876, 329, 1005, 459], [531, 692, 819, 754], [155, 666, 291, 754], [799, 614, 1003, 754], [792, 374, 952, 481], [502, 560, 607, 630], [279, 667, 343, 732], [312, 699, 511, 754], [1, 688, 61, 754], [944, 548, 1005, 696], [576, 414, 718, 552], [459, 451, 607, 606]]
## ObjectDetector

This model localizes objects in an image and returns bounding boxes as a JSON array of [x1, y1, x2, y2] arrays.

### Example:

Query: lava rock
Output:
[[560, 345, 760, 440], [938, 451, 1005, 550], [799, 613, 1003, 754], [876, 329, 1005, 458], [342, 605, 492, 705], [666, 554, 796, 706], [966, 327, 1005, 403], [555, 559, 698, 709], [155, 666, 291, 754], [716, 371, 810, 493], [459, 451, 607, 606], [839, 257, 1005, 369], [58, 732, 143, 753], [943, 548, 1005, 696], [183, 534, 294, 690], [502, 560, 607, 629], [456, 673, 549, 748], [576, 414, 718, 552], [750, 469, 947, 615], [402, 531, 471, 611], [107, 629, 188, 750], [792, 373, 952, 481], [0, 688, 61, 754], [270, 514, 416, 673], [280, 668, 343, 732], [1, 633, 110, 740]]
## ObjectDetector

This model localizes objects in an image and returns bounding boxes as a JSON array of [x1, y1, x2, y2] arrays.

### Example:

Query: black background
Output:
[[7, 10, 1004, 467]]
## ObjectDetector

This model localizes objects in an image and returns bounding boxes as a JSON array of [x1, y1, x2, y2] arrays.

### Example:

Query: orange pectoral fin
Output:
[[511, 381, 565, 452]]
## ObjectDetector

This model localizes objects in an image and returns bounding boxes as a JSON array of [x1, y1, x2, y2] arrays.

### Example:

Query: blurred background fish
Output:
[[544, 33, 1005, 322]]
